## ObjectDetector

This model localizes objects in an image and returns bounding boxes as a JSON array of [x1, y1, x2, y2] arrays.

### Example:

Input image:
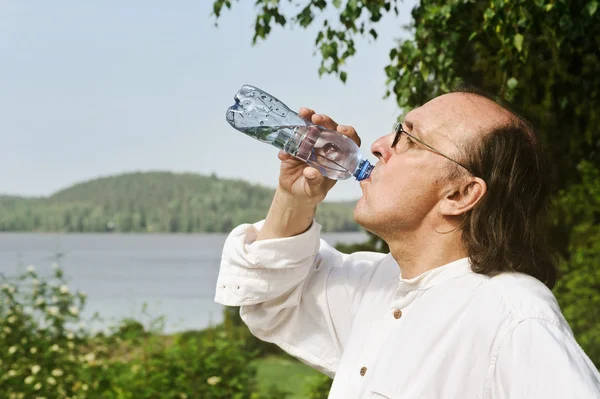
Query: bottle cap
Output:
[[354, 160, 374, 181]]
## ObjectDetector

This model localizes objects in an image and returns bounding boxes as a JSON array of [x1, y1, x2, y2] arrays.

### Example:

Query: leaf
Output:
[[315, 31, 324, 45], [507, 77, 519, 90], [340, 71, 348, 83], [587, 1, 598, 16], [468, 31, 478, 41], [514, 33, 524, 52], [333, 0, 342, 8], [369, 29, 378, 40]]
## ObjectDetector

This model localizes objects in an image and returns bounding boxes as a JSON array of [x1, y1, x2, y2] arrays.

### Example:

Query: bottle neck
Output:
[[354, 159, 374, 181]]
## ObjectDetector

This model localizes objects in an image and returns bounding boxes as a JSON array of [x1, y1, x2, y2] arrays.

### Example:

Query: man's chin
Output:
[[354, 202, 385, 235], [353, 202, 369, 229]]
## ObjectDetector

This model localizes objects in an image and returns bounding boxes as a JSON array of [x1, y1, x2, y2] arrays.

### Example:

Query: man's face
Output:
[[354, 93, 510, 236]]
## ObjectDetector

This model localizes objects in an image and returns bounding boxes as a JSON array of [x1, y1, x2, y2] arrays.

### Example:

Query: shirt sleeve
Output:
[[214, 219, 386, 377], [490, 318, 600, 398]]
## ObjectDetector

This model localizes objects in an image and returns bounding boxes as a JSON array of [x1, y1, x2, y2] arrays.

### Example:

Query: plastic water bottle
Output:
[[225, 84, 374, 181]]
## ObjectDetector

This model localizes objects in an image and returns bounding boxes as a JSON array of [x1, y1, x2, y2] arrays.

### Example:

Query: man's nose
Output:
[[371, 133, 395, 162]]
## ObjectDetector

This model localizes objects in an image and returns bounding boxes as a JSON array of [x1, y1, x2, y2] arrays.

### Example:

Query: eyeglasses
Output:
[[391, 122, 476, 176]]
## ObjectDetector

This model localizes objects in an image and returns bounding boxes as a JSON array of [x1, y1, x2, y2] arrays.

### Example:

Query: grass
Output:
[[253, 354, 324, 399]]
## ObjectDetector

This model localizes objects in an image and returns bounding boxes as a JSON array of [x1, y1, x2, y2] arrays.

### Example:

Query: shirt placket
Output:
[[349, 288, 420, 395]]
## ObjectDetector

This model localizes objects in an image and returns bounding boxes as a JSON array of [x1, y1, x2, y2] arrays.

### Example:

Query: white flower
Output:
[[32, 278, 39, 286], [206, 376, 221, 386], [4, 327, 12, 334], [51, 295, 58, 303], [8, 346, 16, 354], [31, 365, 41, 375], [7, 315, 16, 324], [30, 347, 37, 354], [66, 332, 74, 340], [82, 384, 88, 391], [27, 265, 36, 273], [67, 341, 74, 349], [47, 376, 56, 385], [35, 298, 45, 306], [24, 375, 34, 384], [2, 284, 15, 294], [8, 369, 17, 377], [50, 344, 59, 352], [47, 307, 59, 316], [51, 263, 59, 270], [84, 352, 95, 363], [33, 382, 41, 390], [77, 322, 86, 330], [68, 306, 78, 316], [51, 369, 63, 377], [59, 285, 69, 294]]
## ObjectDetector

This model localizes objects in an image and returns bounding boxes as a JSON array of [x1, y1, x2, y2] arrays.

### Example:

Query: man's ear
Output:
[[440, 177, 487, 216]]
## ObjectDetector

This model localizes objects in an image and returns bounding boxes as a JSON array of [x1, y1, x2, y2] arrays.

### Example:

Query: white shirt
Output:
[[214, 220, 600, 398]]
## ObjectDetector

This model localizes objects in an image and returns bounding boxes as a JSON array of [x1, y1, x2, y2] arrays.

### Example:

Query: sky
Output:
[[0, 0, 416, 201]]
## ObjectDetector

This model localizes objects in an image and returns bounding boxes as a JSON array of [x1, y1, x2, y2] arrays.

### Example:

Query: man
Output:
[[215, 89, 600, 398]]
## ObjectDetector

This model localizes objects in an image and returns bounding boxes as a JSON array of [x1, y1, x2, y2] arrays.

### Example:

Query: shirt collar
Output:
[[396, 257, 474, 291]]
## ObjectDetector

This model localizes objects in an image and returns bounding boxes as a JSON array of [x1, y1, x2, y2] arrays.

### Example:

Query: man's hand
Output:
[[277, 108, 362, 206], [256, 108, 361, 241]]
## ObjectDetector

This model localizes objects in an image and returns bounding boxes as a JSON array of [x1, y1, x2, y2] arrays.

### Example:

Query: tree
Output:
[[213, 0, 600, 368]]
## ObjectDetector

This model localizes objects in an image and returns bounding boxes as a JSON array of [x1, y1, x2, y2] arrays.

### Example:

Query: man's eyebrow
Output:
[[403, 120, 426, 140]]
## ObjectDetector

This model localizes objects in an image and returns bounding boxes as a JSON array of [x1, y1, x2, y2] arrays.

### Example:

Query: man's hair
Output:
[[452, 85, 557, 289]]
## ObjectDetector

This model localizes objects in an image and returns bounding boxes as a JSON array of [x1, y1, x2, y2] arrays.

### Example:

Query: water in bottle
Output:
[[225, 84, 374, 181]]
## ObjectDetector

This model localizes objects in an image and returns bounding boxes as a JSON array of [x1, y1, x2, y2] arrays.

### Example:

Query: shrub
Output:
[[0, 263, 288, 398], [0, 264, 102, 399]]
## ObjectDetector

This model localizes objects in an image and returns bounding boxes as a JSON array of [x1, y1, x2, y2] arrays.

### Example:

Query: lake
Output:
[[0, 231, 368, 333]]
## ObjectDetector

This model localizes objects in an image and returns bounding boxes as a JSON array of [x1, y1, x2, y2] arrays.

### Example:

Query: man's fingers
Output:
[[278, 150, 293, 161], [298, 108, 361, 147], [303, 167, 321, 182], [303, 167, 328, 197], [312, 114, 338, 131], [299, 107, 315, 121], [337, 125, 361, 147]]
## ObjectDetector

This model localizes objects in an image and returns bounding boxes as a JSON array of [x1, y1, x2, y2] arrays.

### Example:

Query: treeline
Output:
[[0, 172, 360, 233]]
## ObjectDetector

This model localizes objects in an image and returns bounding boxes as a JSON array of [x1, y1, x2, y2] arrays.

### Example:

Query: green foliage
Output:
[[95, 330, 260, 399], [213, 0, 600, 372], [304, 373, 333, 399], [0, 171, 359, 233], [213, 0, 399, 81], [0, 265, 100, 399], [253, 355, 320, 399], [0, 264, 292, 398], [552, 161, 600, 368]]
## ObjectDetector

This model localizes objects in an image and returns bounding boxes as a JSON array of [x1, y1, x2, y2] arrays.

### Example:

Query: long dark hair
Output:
[[456, 89, 557, 289]]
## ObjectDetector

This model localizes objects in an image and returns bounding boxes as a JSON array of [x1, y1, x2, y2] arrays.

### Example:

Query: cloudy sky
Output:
[[0, 0, 416, 201]]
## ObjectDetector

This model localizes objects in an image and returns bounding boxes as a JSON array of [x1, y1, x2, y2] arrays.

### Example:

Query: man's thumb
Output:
[[303, 167, 325, 186]]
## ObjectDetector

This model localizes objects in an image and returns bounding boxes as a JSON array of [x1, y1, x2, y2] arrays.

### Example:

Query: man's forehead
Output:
[[408, 92, 512, 141]]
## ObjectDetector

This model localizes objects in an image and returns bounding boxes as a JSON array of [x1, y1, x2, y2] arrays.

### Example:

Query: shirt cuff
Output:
[[215, 219, 322, 306], [235, 219, 322, 269]]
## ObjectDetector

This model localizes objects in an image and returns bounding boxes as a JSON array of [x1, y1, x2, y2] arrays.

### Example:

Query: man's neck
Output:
[[386, 228, 468, 280]]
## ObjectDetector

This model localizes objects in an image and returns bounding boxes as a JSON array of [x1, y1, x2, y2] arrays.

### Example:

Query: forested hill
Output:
[[0, 172, 360, 233]]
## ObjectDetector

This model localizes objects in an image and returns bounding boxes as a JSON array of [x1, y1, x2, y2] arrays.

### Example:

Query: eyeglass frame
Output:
[[391, 122, 477, 177]]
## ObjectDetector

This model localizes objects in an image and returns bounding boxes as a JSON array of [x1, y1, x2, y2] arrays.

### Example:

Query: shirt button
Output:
[[360, 366, 367, 376], [393, 309, 402, 319]]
